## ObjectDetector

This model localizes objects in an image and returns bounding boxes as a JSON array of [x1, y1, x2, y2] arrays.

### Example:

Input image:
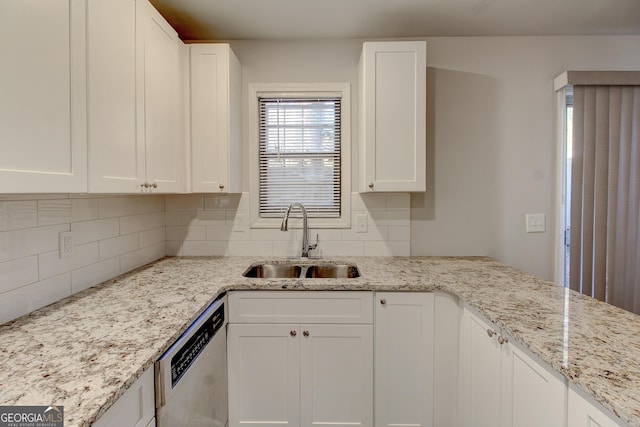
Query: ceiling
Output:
[[149, 0, 640, 41]]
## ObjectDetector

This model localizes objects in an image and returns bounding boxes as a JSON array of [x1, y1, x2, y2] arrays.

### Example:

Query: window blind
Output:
[[258, 96, 341, 218]]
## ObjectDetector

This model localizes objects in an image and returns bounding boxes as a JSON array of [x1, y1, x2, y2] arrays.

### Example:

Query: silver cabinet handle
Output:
[[498, 336, 509, 345], [487, 329, 496, 338], [290, 330, 297, 337], [219, 184, 224, 189], [369, 182, 374, 189], [380, 298, 387, 305], [151, 182, 158, 188], [303, 331, 310, 337]]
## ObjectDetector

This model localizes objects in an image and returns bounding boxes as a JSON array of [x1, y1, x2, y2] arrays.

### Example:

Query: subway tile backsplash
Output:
[[165, 192, 410, 258], [0, 195, 166, 324], [0, 192, 409, 324]]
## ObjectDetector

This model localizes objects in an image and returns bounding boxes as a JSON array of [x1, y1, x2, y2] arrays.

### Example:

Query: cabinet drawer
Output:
[[229, 291, 373, 324]]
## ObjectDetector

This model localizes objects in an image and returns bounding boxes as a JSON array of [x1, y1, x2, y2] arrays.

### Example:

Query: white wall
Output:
[[228, 35, 640, 280], [0, 195, 166, 324], [410, 35, 640, 281]]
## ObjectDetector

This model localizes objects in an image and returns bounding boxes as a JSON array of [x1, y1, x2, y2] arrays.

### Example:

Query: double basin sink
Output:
[[243, 262, 360, 279]]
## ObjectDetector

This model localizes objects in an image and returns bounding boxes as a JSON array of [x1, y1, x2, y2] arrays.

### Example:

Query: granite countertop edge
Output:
[[1, 256, 639, 427]]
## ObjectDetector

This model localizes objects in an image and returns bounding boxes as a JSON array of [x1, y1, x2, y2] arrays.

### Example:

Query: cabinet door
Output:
[[87, 0, 142, 193], [137, 0, 185, 193], [375, 292, 434, 427], [500, 335, 566, 427], [92, 367, 155, 427], [189, 44, 242, 193], [359, 41, 426, 192], [227, 323, 300, 427], [568, 383, 626, 427], [460, 308, 502, 427], [0, 0, 87, 193], [300, 324, 373, 427]]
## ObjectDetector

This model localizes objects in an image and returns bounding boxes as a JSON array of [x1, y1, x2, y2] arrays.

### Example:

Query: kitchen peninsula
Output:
[[1, 256, 639, 427]]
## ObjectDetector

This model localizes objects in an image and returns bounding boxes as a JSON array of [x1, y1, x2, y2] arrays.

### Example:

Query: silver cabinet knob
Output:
[[303, 330, 310, 337], [290, 330, 297, 337], [486, 329, 496, 338], [380, 298, 387, 305], [151, 182, 158, 188], [219, 184, 225, 189], [368, 182, 374, 189], [498, 336, 509, 345]]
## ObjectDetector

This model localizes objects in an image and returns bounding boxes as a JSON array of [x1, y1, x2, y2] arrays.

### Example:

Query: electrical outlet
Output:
[[356, 214, 368, 233], [526, 214, 546, 233], [59, 231, 73, 258], [233, 213, 247, 232]]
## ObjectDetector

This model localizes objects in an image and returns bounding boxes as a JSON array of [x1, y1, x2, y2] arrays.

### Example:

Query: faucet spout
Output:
[[281, 202, 318, 257]]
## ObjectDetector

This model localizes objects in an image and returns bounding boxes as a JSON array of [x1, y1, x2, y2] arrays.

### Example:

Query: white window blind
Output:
[[258, 96, 342, 218]]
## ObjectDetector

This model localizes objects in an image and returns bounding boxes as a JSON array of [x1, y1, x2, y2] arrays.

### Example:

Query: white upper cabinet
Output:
[[137, 0, 185, 193], [0, 0, 87, 193], [189, 44, 242, 193], [359, 41, 426, 192], [87, 0, 185, 193], [87, 0, 140, 193]]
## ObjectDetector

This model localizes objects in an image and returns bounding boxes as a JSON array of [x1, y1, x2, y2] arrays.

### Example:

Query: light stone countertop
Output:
[[1, 256, 640, 426]]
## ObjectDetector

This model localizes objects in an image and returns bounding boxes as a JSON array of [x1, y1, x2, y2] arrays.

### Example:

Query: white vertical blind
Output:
[[258, 96, 341, 218]]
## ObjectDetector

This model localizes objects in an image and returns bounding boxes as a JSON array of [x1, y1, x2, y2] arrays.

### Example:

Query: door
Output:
[[360, 41, 426, 192], [189, 44, 228, 193], [227, 323, 300, 427], [299, 324, 373, 427], [137, 0, 184, 192], [501, 337, 566, 427], [0, 0, 87, 193], [375, 292, 434, 427], [87, 0, 141, 192], [461, 309, 502, 427]]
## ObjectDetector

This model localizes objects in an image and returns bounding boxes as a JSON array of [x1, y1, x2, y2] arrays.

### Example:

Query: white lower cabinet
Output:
[[374, 292, 434, 427], [92, 367, 155, 427], [227, 291, 373, 427], [460, 306, 566, 427], [568, 383, 626, 427], [228, 323, 300, 426]]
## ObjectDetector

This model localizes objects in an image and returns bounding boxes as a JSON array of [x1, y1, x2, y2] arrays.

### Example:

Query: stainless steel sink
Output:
[[304, 264, 360, 278], [242, 263, 359, 279], [242, 264, 302, 278]]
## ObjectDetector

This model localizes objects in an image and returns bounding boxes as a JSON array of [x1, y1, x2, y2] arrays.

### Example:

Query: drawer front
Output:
[[229, 291, 373, 324]]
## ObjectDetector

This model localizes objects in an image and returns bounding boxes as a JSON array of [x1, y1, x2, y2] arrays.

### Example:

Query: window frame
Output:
[[248, 83, 351, 229]]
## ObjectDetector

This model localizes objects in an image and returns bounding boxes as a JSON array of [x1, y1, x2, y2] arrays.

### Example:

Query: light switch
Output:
[[526, 214, 546, 233]]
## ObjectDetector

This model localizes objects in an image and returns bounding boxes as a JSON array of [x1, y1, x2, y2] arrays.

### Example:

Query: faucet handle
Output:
[[309, 234, 319, 251]]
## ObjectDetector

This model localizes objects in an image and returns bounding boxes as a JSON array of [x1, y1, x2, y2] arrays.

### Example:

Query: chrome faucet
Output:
[[281, 202, 318, 257]]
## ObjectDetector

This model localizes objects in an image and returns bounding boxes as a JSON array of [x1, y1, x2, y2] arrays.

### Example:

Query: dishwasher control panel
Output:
[[169, 303, 225, 388]]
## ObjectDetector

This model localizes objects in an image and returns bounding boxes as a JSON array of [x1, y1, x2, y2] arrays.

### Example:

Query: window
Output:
[[258, 96, 341, 218], [249, 83, 351, 228]]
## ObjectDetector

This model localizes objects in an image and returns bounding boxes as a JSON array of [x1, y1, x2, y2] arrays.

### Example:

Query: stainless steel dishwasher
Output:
[[156, 295, 228, 427]]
